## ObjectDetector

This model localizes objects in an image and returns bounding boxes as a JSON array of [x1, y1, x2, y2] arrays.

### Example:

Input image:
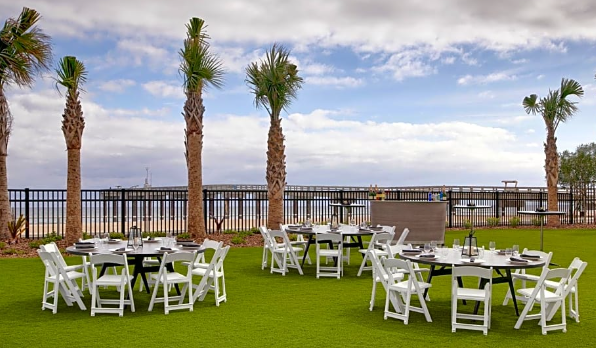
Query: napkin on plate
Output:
[[401, 249, 421, 253], [108, 239, 119, 242], [520, 253, 541, 259], [75, 242, 95, 248], [510, 256, 529, 262], [160, 247, 172, 251], [419, 254, 435, 258], [300, 227, 313, 231], [182, 243, 201, 248], [114, 247, 126, 252]]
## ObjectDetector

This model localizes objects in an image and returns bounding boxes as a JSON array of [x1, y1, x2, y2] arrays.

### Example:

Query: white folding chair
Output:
[[451, 266, 493, 335], [394, 228, 410, 246], [386, 242, 430, 301], [382, 258, 432, 324], [368, 249, 404, 311], [315, 233, 343, 279], [89, 253, 135, 317], [268, 229, 304, 276], [148, 251, 196, 314], [41, 242, 91, 293], [192, 245, 230, 306], [503, 249, 552, 306], [258, 226, 274, 270], [281, 224, 312, 265], [38, 250, 87, 314], [514, 267, 572, 335], [544, 258, 587, 323], [357, 231, 392, 276], [184, 239, 223, 269]]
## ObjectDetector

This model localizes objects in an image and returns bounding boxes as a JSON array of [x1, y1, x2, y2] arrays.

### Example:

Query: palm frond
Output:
[[523, 78, 582, 131], [54, 55, 87, 97], [0, 7, 52, 88]]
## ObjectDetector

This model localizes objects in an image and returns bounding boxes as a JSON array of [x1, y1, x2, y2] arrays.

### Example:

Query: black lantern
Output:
[[127, 226, 143, 248], [461, 231, 478, 257]]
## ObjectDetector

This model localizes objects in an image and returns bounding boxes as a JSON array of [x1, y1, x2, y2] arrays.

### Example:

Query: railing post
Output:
[[569, 188, 574, 225], [24, 188, 30, 239], [338, 190, 344, 223], [494, 190, 500, 219], [120, 189, 126, 235], [203, 188, 208, 234], [448, 189, 453, 228]]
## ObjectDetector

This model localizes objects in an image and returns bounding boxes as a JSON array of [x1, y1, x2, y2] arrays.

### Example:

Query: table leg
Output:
[[129, 256, 151, 294], [423, 265, 435, 299], [301, 235, 315, 267], [506, 269, 520, 316]]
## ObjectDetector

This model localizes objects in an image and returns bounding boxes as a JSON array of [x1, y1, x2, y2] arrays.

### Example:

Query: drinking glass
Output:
[[505, 248, 512, 257], [478, 246, 485, 259], [424, 243, 431, 254], [349, 218, 356, 226], [133, 237, 140, 251], [489, 241, 496, 252], [305, 218, 312, 227], [453, 239, 460, 250], [512, 245, 519, 257], [440, 247, 449, 258], [430, 241, 437, 252]]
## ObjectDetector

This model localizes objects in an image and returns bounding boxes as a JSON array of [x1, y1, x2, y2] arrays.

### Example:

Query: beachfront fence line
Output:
[[8, 186, 587, 239]]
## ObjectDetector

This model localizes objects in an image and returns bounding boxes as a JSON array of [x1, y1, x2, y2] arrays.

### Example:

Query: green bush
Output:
[[142, 231, 167, 238], [238, 231, 252, 238], [509, 216, 520, 228], [82, 232, 93, 240], [223, 229, 237, 235], [177, 233, 192, 240], [487, 217, 500, 227], [0, 241, 5, 249], [249, 227, 260, 235], [109, 232, 125, 240], [230, 236, 245, 244], [2, 248, 18, 255], [43, 232, 62, 243], [463, 219, 472, 229], [531, 217, 543, 226], [29, 240, 44, 249]]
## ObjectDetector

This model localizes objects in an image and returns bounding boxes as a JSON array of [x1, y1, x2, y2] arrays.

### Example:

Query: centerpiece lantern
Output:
[[127, 225, 143, 248], [330, 213, 339, 230], [461, 230, 478, 257]]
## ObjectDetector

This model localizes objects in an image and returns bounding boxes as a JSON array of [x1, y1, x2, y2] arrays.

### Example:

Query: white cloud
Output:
[[478, 91, 495, 99], [442, 56, 456, 65], [458, 71, 517, 85], [97, 79, 136, 93], [142, 81, 184, 99], [526, 129, 535, 134], [373, 48, 437, 81], [536, 74, 545, 80], [305, 76, 364, 88]]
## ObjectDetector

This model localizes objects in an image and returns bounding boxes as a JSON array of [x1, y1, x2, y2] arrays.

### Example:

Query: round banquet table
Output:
[[517, 210, 566, 251], [66, 240, 205, 294], [282, 224, 375, 267], [399, 248, 545, 316]]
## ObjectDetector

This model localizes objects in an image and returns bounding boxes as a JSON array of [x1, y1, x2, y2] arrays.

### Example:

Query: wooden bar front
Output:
[[370, 201, 447, 245]]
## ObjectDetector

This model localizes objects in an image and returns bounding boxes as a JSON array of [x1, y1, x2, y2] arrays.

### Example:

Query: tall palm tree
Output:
[[246, 44, 303, 229], [55, 56, 86, 245], [0, 7, 51, 239], [523, 78, 583, 226], [179, 18, 224, 239]]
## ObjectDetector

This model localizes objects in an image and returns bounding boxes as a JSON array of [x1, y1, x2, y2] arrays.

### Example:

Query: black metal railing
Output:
[[8, 186, 587, 239]]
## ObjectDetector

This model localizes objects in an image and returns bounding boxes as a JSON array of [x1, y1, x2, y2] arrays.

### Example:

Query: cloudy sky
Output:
[[3, 0, 596, 189]]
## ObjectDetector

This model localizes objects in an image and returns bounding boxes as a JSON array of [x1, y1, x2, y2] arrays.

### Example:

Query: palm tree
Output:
[[0, 7, 51, 239], [523, 78, 583, 226], [246, 44, 304, 229], [179, 18, 224, 239], [55, 56, 86, 245]]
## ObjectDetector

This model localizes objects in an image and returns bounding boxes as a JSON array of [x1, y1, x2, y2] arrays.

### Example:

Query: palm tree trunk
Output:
[[65, 148, 82, 244], [184, 92, 206, 239], [544, 127, 560, 226], [0, 88, 12, 240], [267, 117, 286, 229]]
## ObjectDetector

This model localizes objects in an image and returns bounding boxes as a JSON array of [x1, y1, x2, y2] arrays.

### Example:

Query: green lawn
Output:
[[0, 228, 594, 347]]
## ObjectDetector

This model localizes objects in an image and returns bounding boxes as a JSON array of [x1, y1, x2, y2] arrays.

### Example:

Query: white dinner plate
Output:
[[107, 239, 121, 244], [416, 255, 438, 260], [155, 247, 179, 253], [460, 258, 485, 264], [110, 248, 133, 254], [144, 239, 160, 243]]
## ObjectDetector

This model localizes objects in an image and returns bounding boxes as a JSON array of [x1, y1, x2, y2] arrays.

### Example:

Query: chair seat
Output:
[[512, 273, 540, 282], [455, 288, 488, 301], [318, 249, 342, 257], [192, 267, 224, 278], [518, 288, 562, 301], [290, 241, 307, 246], [359, 249, 387, 256], [391, 281, 432, 292], [151, 272, 188, 283], [272, 246, 303, 253], [95, 274, 131, 286]]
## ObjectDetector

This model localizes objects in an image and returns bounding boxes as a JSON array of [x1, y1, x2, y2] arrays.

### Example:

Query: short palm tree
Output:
[[246, 44, 303, 229], [523, 78, 583, 226], [55, 56, 86, 245], [0, 7, 51, 239], [179, 18, 224, 239]]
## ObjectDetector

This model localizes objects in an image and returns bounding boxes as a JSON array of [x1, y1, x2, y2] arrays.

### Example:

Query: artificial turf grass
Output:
[[0, 228, 594, 348]]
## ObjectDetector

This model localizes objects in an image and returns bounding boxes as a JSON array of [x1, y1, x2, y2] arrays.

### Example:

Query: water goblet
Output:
[[478, 246, 485, 259], [441, 247, 449, 258], [489, 241, 496, 252], [424, 243, 431, 254], [133, 237, 140, 251], [453, 239, 460, 251], [512, 245, 519, 257], [430, 241, 437, 252], [505, 248, 512, 257]]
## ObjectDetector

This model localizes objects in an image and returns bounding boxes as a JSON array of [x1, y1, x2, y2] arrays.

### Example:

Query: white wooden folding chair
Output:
[[183, 239, 223, 269], [41, 242, 91, 293], [357, 231, 392, 276], [316, 233, 343, 279], [514, 267, 572, 335], [368, 249, 404, 311], [268, 229, 304, 276], [38, 250, 87, 314], [192, 245, 230, 306], [382, 258, 432, 324], [89, 253, 135, 317], [281, 225, 312, 265], [451, 266, 493, 335], [503, 249, 552, 306], [544, 258, 587, 323], [148, 251, 196, 314], [258, 226, 273, 270]]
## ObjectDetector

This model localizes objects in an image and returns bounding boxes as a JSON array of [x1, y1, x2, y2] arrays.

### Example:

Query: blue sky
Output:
[[3, 0, 596, 189]]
